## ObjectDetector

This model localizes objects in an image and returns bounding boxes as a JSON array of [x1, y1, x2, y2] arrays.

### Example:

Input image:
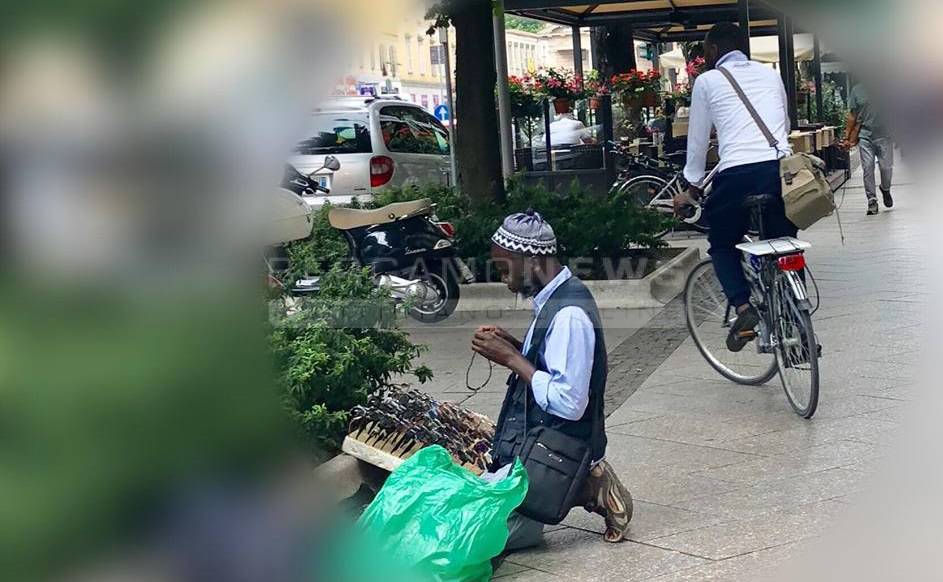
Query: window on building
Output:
[[370, 44, 376, 71], [389, 45, 397, 77], [433, 95, 440, 107], [405, 34, 414, 73], [379, 45, 387, 76], [418, 36, 426, 76], [421, 94, 429, 109]]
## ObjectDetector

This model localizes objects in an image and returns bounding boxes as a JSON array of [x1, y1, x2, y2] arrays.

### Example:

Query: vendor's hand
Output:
[[472, 330, 522, 369], [838, 139, 856, 151], [477, 325, 521, 351]]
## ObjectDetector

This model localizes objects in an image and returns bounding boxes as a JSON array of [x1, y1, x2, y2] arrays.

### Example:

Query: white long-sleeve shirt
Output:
[[683, 50, 792, 186], [521, 267, 594, 422]]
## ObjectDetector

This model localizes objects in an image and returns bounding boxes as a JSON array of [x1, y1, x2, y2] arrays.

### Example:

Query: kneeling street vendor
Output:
[[471, 210, 633, 549]]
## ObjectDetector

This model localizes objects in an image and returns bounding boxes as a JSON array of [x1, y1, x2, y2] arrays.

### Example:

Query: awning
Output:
[[659, 47, 686, 69], [750, 33, 815, 63]]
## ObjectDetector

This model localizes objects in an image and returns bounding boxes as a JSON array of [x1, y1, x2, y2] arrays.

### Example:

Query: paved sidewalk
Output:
[[407, 162, 926, 581]]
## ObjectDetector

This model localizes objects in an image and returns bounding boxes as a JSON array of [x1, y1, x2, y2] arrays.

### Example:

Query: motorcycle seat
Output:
[[328, 198, 434, 230]]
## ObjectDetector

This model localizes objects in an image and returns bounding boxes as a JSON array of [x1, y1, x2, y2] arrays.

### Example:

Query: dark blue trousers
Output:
[[705, 160, 798, 308]]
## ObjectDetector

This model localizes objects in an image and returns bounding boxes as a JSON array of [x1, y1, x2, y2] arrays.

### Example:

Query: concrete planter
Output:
[[456, 246, 700, 312]]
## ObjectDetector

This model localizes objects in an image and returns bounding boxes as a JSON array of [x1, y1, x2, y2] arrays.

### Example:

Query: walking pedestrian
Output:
[[841, 83, 894, 215]]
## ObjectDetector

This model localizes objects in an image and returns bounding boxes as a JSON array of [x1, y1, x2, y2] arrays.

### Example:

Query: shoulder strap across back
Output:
[[716, 66, 780, 149]]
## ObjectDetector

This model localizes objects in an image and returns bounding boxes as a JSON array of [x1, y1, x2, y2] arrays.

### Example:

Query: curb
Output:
[[455, 246, 701, 312]]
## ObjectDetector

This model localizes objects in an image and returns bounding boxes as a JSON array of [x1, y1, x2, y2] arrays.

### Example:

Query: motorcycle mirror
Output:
[[323, 155, 341, 172]]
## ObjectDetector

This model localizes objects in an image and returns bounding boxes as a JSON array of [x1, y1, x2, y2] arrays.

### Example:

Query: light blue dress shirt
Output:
[[521, 267, 596, 422]]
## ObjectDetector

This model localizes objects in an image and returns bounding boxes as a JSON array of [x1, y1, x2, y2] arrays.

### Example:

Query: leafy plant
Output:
[[282, 204, 350, 283], [505, 14, 544, 34], [532, 67, 586, 101], [584, 70, 610, 97], [810, 80, 849, 133], [507, 74, 543, 117], [372, 181, 672, 282], [270, 266, 431, 454], [610, 69, 662, 98]]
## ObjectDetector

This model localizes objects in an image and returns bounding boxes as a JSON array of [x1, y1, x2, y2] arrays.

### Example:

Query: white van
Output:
[[287, 97, 452, 207]]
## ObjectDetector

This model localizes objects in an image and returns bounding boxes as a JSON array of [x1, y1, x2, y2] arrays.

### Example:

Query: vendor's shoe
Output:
[[867, 199, 880, 216], [581, 460, 633, 543], [882, 188, 894, 208]]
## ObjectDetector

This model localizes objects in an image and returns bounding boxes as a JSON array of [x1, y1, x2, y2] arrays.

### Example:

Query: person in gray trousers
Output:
[[843, 83, 894, 215]]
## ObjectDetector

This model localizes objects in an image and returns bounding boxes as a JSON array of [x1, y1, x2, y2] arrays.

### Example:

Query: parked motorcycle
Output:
[[279, 156, 473, 323]]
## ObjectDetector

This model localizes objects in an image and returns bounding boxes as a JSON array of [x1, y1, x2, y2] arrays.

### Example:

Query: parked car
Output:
[[287, 97, 452, 207]]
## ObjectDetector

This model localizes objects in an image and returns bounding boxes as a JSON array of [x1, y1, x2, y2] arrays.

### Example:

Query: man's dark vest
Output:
[[491, 276, 608, 469]]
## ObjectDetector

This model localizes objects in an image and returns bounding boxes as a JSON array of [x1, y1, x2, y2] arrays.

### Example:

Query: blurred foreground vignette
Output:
[[0, 1, 421, 580], [0, 0, 941, 580]]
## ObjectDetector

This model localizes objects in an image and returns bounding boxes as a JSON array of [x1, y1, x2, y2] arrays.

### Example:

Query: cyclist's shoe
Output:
[[867, 199, 879, 216], [881, 188, 894, 208], [726, 305, 760, 353]]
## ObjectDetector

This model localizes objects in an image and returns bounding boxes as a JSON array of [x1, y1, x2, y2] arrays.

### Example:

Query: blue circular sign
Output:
[[434, 104, 450, 122]]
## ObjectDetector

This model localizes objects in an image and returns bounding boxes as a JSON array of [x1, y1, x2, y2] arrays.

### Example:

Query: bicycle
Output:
[[682, 192, 821, 419], [608, 145, 710, 233]]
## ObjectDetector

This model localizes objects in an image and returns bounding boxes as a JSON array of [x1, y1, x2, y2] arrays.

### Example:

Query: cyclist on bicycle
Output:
[[673, 23, 798, 352]]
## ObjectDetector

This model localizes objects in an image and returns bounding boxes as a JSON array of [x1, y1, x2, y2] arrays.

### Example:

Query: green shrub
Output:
[[373, 180, 673, 281], [270, 266, 431, 455], [282, 204, 350, 281]]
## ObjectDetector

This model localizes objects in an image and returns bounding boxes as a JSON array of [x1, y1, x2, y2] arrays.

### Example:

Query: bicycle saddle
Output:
[[742, 194, 779, 209]]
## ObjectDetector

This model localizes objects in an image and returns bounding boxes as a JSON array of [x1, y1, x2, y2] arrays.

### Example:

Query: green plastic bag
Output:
[[358, 445, 528, 582]]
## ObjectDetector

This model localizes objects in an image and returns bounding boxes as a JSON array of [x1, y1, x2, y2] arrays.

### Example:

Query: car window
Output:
[[378, 106, 450, 155], [295, 114, 372, 155]]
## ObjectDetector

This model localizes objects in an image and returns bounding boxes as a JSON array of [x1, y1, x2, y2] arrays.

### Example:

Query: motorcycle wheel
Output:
[[408, 260, 461, 323]]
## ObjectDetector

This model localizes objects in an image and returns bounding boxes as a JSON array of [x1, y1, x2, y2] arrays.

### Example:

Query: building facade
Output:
[[334, 17, 657, 114]]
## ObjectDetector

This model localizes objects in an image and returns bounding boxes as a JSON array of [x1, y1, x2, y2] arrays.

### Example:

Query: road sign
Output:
[[434, 104, 450, 122]]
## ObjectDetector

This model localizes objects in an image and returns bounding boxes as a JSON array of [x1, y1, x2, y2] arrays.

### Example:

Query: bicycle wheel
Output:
[[684, 258, 778, 385], [614, 175, 669, 207], [771, 274, 820, 418]]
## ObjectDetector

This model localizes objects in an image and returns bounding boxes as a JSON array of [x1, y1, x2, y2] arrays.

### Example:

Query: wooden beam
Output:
[[738, 0, 751, 58]]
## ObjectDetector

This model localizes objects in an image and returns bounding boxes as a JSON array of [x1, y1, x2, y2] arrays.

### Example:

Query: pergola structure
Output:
[[495, 0, 828, 178]]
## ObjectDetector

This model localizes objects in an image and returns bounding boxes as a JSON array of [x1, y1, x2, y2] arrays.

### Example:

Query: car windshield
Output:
[[295, 114, 372, 155]]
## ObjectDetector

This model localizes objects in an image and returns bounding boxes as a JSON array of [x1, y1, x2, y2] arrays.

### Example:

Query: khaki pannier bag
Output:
[[717, 67, 836, 230]]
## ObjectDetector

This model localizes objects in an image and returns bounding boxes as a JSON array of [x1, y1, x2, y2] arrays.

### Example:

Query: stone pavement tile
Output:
[[690, 450, 859, 486], [789, 438, 883, 467], [714, 414, 900, 456], [494, 567, 565, 581], [840, 360, 917, 383], [608, 414, 779, 448], [492, 561, 537, 579], [799, 394, 899, 420], [562, 500, 731, 543], [671, 467, 864, 520], [506, 528, 709, 582], [615, 386, 789, 421], [603, 433, 759, 474], [605, 407, 664, 428], [715, 409, 821, 436], [640, 542, 800, 582], [853, 404, 911, 423], [880, 349, 922, 366], [647, 500, 848, 560], [620, 466, 744, 507]]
